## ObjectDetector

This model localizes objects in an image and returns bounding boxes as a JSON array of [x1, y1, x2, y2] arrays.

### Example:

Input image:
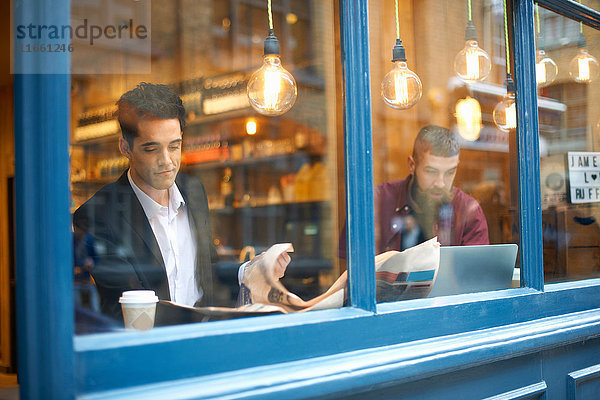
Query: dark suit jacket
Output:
[[73, 171, 219, 320]]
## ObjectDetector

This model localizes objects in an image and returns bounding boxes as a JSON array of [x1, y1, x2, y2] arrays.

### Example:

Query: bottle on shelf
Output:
[[294, 163, 312, 202], [221, 138, 230, 160], [221, 167, 234, 207]]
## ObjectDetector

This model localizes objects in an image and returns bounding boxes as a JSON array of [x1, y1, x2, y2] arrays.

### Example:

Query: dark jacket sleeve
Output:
[[74, 198, 147, 319], [73, 179, 170, 320]]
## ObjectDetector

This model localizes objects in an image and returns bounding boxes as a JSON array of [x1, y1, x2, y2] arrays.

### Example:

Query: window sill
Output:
[[75, 280, 600, 394], [78, 307, 600, 399]]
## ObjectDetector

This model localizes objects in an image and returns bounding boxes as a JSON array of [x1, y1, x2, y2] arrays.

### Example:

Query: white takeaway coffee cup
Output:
[[119, 290, 159, 331]]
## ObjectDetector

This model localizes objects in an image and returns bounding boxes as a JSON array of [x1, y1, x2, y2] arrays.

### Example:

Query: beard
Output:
[[412, 178, 453, 213], [410, 178, 453, 240]]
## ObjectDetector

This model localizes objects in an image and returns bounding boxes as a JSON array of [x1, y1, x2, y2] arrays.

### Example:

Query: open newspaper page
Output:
[[307, 237, 441, 308], [238, 243, 350, 312], [375, 237, 440, 302]]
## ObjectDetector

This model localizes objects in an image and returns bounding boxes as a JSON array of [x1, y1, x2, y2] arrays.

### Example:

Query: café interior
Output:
[[2, 0, 600, 398]]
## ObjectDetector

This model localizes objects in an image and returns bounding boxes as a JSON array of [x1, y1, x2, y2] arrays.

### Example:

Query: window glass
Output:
[[536, 2, 600, 283], [367, 0, 520, 302], [70, 0, 344, 334]]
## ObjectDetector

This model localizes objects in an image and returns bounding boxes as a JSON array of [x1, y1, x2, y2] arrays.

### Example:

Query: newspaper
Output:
[[374, 237, 440, 302], [160, 238, 441, 321], [238, 237, 441, 312]]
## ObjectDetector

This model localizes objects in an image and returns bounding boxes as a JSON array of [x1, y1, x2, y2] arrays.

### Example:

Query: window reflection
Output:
[[71, 0, 342, 333], [537, 3, 600, 283], [368, 0, 519, 302]]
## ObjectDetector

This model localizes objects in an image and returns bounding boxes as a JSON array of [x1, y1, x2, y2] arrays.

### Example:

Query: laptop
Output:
[[427, 244, 518, 298]]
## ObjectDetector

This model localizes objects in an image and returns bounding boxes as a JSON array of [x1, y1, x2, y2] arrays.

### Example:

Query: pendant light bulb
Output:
[[456, 96, 482, 141], [493, 95, 516, 132], [536, 49, 558, 87], [493, 77, 516, 132], [569, 47, 600, 84], [381, 39, 422, 110], [454, 22, 491, 83], [494, 1, 516, 132], [247, 30, 297, 116]]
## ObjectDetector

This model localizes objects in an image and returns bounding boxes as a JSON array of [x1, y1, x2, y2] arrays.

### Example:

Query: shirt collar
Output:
[[127, 169, 185, 220]]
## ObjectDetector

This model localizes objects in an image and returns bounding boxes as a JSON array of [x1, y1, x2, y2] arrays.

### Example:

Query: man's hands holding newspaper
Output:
[[239, 238, 440, 312], [240, 243, 346, 310]]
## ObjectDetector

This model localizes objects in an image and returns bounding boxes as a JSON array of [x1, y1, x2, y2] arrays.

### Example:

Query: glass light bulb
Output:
[[247, 55, 297, 116], [246, 120, 257, 135], [493, 93, 517, 132], [454, 40, 491, 83], [455, 96, 482, 141], [535, 49, 558, 87], [569, 48, 600, 83], [381, 61, 422, 110]]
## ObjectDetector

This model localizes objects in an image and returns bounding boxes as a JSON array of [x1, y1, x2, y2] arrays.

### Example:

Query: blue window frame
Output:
[[12, 0, 600, 398]]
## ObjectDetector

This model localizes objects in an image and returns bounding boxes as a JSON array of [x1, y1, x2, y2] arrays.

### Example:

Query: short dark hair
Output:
[[117, 82, 186, 147], [412, 125, 459, 162]]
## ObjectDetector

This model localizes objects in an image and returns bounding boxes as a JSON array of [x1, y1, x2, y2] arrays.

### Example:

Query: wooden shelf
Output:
[[72, 133, 120, 146], [72, 178, 115, 187], [183, 150, 322, 170], [210, 200, 328, 213]]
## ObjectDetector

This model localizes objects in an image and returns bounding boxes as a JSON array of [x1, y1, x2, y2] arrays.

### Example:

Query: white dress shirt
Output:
[[128, 171, 201, 306]]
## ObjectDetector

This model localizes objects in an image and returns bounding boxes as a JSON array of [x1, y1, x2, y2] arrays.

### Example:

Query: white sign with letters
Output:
[[568, 152, 600, 203]]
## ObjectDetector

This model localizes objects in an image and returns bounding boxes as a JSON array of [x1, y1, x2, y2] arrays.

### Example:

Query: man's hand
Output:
[[241, 243, 299, 307], [259, 246, 291, 282], [242, 243, 293, 285]]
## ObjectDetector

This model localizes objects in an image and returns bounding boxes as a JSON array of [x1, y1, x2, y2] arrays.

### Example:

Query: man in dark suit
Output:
[[74, 83, 289, 320]]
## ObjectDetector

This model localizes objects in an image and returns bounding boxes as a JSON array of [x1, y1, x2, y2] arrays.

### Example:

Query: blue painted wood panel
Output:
[[514, 0, 544, 291], [339, 0, 376, 311], [76, 307, 600, 398], [536, 0, 600, 29], [540, 339, 600, 399], [14, 75, 74, 398], [75, 281, 600, 394], [484, 382, 547, 400], [13, 0, 73, 394], [77, 310, 600, 399], [340, 358, 545, 400], [567, 364, 600, 400]]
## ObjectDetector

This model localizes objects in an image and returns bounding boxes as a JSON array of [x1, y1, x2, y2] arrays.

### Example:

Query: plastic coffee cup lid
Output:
[[119, 290, 159, 304]]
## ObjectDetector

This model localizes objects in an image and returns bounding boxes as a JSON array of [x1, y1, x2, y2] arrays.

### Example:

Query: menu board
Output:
[[568, 152, 600, 203]]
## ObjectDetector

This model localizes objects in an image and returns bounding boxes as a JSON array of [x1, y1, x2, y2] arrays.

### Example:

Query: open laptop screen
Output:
[[427, 244, 518, 298]]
